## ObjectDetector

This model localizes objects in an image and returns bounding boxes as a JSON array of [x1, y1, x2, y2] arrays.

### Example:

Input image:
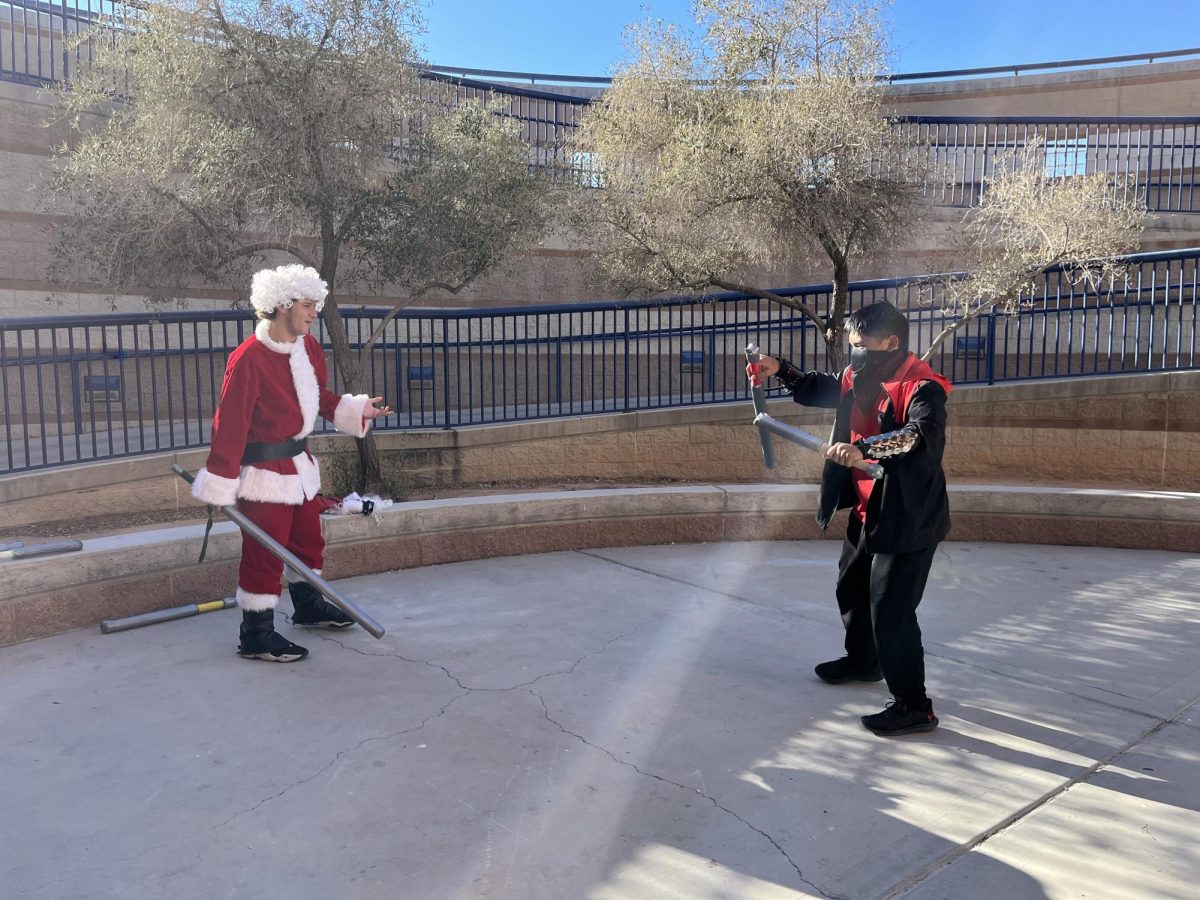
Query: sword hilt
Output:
[[745, 342, 763, 387], [745, 343, 776, 469]]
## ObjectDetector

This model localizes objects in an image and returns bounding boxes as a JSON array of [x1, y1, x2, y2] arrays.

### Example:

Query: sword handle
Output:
[[744, 343, 776, 469], [817, 442, 887, 480]]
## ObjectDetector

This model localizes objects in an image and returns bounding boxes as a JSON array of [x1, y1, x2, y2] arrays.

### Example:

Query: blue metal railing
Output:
[[429, 48, 1200, 87], [2, 248, 1197, 475], [899, 117, 1200, 212]]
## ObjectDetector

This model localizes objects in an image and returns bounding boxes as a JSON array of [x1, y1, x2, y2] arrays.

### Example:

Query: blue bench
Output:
[[84, 374, 122, 402], [408, 365, 434, 390], [955, 336, 987, 360]]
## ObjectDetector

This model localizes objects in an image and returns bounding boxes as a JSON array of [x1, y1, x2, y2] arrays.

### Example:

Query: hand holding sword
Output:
[[744, 344, 884, 480]]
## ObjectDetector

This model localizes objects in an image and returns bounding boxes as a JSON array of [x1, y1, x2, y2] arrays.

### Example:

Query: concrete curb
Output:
[[2, 483, 1198, 647]]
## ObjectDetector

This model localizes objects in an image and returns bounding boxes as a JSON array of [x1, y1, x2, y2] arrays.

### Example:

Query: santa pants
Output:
[[235, 496, 324, 610]]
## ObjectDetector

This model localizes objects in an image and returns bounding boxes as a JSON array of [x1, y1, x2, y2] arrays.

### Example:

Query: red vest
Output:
[[839, 352, 953, 426], [840, 353, 953, 519]]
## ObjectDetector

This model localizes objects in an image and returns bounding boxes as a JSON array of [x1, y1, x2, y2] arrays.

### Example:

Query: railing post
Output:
[[440, 322, 451, 430], [986, 312, 997, 385], [70, 359, 83, 436], [1145, 125, 1157, 211], [554, 339, 562, 409], [622, 307, 631, 412], [707, 325, 716, 395], [61, 0, 71, 83]]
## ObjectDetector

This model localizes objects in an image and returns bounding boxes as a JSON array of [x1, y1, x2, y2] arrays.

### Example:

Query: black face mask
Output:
[[849, 346, 902, 378]]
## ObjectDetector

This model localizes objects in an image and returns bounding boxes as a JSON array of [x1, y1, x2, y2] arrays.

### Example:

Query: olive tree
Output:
[[574, 0, 924, 368], [46, 0, 554, 488]]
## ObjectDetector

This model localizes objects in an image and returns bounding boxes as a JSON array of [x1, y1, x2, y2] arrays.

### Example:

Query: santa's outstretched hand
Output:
[[364, 396, 392, 420]]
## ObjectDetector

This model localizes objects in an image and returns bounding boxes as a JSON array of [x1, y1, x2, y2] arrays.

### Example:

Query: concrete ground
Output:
[[1, 539, 1198, 900]]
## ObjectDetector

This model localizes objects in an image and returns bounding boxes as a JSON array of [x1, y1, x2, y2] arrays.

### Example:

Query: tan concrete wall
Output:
[[2, 370, 1197, 532], [884, 58, 1200, 118], [4, 58, 1200, 316], [378, 369, 1200, 494], [4, 480, 1198, 647]]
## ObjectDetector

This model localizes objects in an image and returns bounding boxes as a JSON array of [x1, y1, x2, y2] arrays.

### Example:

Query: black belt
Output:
[[241, 438, 308, 464], [197, 437, 309, 564]]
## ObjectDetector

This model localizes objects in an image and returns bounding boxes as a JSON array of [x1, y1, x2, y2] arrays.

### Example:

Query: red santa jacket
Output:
[[191, 320, 370, 507]]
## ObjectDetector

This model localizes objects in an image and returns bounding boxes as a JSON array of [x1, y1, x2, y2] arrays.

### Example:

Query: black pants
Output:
[[835, 514, 937, 704]]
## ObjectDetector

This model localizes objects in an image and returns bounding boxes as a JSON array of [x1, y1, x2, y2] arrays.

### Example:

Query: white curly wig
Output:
[[250, 264, 328, 315]]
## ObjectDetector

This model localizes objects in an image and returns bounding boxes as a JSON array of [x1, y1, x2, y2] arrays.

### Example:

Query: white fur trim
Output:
[[289, 342, 319, 439], [250, 264, 327, 314], [333, 394, 371, 438], [253, 321, 319, 439], [237, 587, 280, 611], [237, 453, 321, 504], [295, 451, 322, 499], [191, 467, 239, 507], [254, 319, 293, 354]]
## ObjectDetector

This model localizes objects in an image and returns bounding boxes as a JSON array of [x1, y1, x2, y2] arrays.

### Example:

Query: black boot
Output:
[[238, 609, 308, 662], [861, 699, 939, 736], [289, 581, 354, 629], [814, 656, 884, 684]]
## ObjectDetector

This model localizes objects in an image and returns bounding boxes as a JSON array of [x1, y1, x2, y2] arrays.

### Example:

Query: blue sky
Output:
[[420, 0, 1198, 79]]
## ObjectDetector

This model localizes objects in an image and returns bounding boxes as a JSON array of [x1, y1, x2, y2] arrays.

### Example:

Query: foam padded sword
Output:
[[172, 464, 386, 638], [744, 343, 885, 481], [743, 342, 777, 469]]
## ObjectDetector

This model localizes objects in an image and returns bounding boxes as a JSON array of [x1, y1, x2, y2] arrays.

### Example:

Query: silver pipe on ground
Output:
[[0, 540, 83, 561], [101, 597, 238, 634]]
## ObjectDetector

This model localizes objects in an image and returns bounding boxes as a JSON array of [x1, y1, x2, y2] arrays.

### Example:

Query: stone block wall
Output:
[[358, 371, 1199, 496], [1, 370, 1195, 535]]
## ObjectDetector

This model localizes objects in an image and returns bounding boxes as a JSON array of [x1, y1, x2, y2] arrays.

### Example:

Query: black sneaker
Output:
[[861, 700, 938, 736], [289, 582, 354, 629], [238, 610, 309, 662], [814, 656, 884, 684]]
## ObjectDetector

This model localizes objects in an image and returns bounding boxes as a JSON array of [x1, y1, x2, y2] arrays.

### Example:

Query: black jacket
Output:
[[781, 358, 951, 554]]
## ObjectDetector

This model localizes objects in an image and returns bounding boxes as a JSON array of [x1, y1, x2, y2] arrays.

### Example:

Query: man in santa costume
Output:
[[191, 264, 391, 662]]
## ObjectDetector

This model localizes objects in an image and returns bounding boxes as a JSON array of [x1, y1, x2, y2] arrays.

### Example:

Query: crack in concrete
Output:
[[11, 838, 204, 899], [575, 548, 839, 630], [530, 690, 847, 900], [216, 616, 662, 830], [925, 648, 1165, 718], [877, 695, 1200, 900], [313, 613, 662, 694], [292, 575, 845, 895], [213, 690, 470, 830]]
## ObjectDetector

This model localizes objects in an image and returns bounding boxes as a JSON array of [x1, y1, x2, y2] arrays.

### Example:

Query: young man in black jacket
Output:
[[749, 301, 951, 736]]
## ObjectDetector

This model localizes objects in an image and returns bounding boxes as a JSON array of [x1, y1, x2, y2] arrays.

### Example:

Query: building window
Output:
[[1044, 138, 1087, 178], [572, 151, 605, 188]]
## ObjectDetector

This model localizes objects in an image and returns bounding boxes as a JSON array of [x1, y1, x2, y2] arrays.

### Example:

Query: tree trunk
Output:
[[318, 244, 384, 493], [824, 259, 850, 372]]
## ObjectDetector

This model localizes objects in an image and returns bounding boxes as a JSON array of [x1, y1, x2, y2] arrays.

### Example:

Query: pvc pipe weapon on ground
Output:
[[753, 413, 885, 480], [743, 343, 777, 469], [0, 541, 24, 552], [0, 540, 83, 561], [171, 464, 387, 639], [101, 597, 238, 634]]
